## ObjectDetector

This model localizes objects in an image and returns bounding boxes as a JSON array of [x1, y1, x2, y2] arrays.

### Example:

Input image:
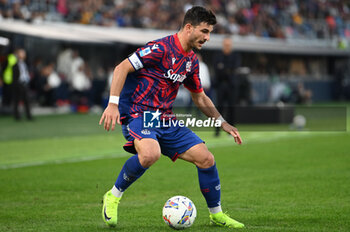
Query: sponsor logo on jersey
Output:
[[139, 47, 151, 57], [163, 69, 186, 83]]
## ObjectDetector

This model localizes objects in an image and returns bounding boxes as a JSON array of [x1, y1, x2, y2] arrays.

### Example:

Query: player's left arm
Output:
[[191, 91, 242, 145]]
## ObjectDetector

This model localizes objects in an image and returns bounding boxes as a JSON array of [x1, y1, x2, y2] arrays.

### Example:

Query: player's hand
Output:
[[99, 104, 120, 131], [221, 121, 242, 145]]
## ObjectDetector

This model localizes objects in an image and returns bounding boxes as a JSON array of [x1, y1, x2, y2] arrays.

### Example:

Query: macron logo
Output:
[[152, 44, 159, 50]]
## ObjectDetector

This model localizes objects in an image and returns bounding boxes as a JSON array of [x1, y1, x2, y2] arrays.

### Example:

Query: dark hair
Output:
[[181, 6, 216, 28]]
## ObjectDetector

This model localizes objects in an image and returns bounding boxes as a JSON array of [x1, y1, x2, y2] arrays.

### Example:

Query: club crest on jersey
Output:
[[139, 47, 151, 57], [163, 69, 186, 83], [186, 61, 192, 72]]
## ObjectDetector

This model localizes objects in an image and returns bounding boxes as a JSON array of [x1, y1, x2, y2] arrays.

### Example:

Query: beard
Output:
[[189, 36, 205, 50]]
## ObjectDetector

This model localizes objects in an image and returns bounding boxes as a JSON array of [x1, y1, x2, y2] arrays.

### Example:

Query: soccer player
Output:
[[99, 6, 244, 229]]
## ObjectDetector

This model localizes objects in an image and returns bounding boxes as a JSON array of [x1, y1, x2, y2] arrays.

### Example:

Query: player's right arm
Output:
[[99, 59, 134, 131], [100, 41, 164, 131]]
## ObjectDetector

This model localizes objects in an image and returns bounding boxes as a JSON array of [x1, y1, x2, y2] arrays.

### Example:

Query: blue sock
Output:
[[197, 163, 221, 208], [114, 155, 148, 192]]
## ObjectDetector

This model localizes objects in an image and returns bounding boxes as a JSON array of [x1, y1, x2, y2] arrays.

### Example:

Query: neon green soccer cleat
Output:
[[102, 190, 121, 227], [209, 212, 245, 229]]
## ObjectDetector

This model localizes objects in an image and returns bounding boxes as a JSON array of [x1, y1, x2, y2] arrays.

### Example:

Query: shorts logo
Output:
[[141, 129, 151, 135], [143, 109, 161, 128], [139, 47, 151, 57]]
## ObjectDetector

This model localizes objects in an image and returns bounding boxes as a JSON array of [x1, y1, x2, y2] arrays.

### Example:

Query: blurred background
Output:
[[0, 2, 350, 231], [0, 0, 349, 126]]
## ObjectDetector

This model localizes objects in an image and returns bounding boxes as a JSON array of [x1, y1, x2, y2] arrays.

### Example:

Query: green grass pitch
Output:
[[0, 109, 349, 232]]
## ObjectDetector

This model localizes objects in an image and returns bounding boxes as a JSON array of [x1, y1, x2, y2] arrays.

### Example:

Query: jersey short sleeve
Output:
[[183, 57, 203, 93], [128, 42, 165, 71]]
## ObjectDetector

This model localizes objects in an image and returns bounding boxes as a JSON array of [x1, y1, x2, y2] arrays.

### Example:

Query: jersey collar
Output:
[[174, 33, 190, 56]]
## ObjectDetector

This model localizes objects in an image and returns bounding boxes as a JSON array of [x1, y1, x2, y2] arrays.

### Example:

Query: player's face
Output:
[[188, 22, 213, 50]]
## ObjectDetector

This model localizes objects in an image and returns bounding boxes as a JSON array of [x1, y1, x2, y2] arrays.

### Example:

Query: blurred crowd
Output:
[[0, 0, 349, 39], [1, 46, 114, 118], [31, 47, 113, 110], [1, 1, 350, 120]]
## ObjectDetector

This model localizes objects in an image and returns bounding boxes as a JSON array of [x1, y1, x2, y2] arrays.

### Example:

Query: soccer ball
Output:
[[293, 114, 306, 129], [162, 196, 197, 230]]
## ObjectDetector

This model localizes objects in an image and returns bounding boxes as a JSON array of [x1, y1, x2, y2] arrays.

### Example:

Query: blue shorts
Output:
[[121, 117, 204, 162]]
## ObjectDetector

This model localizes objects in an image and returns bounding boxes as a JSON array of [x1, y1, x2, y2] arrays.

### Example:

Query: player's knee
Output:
[[197, 152, 215, 169], [139, 150, 161, 168]]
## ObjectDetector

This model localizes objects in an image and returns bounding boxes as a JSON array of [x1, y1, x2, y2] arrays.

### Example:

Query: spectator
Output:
[[29, 57, 43, 104], [1, 50, 15, 108], [213, 36, 241, 136], [293, 82, 312, 104], [335, 59, 350, 100], [37, 62, 62, 106], [69, 50, 91, 111], [11, 48, 32, 120], [70, 50, 90, 93], [235, 67, 251, 106], [269, 76, 292, 104], [57, 47, 73, 80]]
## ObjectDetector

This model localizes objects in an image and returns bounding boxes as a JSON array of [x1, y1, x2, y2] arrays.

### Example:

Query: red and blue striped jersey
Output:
[[119, 33, 203, 120]]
